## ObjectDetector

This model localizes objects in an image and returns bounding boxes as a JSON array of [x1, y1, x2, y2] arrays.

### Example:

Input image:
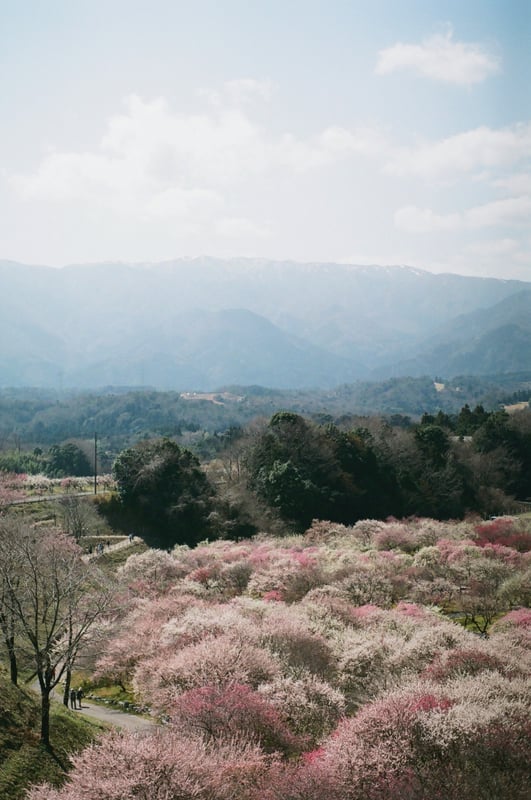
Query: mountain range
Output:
[[1, 258, 530, 389]]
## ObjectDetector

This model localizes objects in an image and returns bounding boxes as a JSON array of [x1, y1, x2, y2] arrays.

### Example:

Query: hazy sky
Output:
[[1, 0, 530, 279]]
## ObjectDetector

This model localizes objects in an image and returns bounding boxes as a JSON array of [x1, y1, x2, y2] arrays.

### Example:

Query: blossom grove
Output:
[[24, 514, 530, 799]]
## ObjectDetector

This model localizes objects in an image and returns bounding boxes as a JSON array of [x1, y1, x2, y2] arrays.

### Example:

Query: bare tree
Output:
[[57, 492, 100, 541], [0, 516, 113, 747], [0, 538, 19, 684]]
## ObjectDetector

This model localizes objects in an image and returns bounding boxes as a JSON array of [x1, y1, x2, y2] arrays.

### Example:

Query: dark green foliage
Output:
[[246, 414, 399, 529], [455, 404, 490, 436], [474, 410, 531, 499], [0, 441, 92, 478], [2, 374, 531, 463], [2, 383, 531, 530], [414, 424, 450, 466], [45, 443, 92, 478], [0, 450, 46, 475], [112, 439, 215, 548], [245, 405, 531, 526]]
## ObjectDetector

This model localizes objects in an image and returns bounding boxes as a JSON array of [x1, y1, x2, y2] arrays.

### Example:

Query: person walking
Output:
[[76, 687, 84, 708], [69, 688, 77, 709]]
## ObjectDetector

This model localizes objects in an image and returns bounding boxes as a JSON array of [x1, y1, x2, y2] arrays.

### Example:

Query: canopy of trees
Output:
[[0, 442, 92, 478], [46, 442, 92, 477], [1, 375, 529, 456], [243, 409, 531, 529], [112, 438, 215, 548], [246, 412, 398, 529]]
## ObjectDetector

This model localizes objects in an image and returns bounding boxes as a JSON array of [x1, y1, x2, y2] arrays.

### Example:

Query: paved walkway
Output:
[[83, 535, 140, 561], [38, 682, 158, 733], [73, 699, 157, 732]]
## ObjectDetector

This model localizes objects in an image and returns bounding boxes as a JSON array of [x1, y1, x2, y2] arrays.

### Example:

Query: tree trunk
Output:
[[63, 666, 72, 708], [0, 612, 18, 685], [7, 636, 17, 685], [41, 688, 51, 747]]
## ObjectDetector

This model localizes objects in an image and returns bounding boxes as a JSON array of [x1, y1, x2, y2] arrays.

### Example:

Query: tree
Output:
[[45, 442, 92, 478], [306, 680, 530, 800], [172, 682, 300, 755], [0, 528, 20, 684], [414, 424, 450, 467], [112, 438, 215, 548], [58, 492, 100, 541], [0, 516, 112, 746], [246, 414, 395, 529], [27, 728, 273, 800]]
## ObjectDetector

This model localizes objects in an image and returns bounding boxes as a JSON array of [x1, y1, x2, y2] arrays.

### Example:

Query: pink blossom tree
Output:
[[27, 728, 275, 800], [171, 682, 300, 755]]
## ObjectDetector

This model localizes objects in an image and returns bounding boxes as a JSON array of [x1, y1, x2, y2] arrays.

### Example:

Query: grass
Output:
[[70, 669, 137, 706], [95, 541, 148, 572], [7, 501, 60, 524], [0, 668, 108, 800]]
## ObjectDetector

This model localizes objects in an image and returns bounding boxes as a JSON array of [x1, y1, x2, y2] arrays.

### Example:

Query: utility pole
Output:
[[94, 431, 98, 495]]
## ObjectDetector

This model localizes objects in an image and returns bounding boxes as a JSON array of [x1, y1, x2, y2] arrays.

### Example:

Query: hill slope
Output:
[[381, 290, 531, 378], [0, 669, 105, 800]]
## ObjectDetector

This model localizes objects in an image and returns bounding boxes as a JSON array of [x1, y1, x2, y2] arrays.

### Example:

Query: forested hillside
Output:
[[1, 372, 530, 455], [2, 386, 531, 531]]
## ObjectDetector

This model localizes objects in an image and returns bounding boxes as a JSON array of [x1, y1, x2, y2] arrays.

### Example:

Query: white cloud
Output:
[[494, 172, 531, 195], [8, 89, 528, 273], [394, 206, 461, 233], [318, 126, 390, 159], [214, 216, 271, 238], [145, 187, 223, 220], [461, 237, 530, 280], [395, 195, 531, 233], [385, 123, 531, 179], [466, 238, 520, 257], [224, 78, 273, 104], [10, 94, 388, 221], [199, 78, 274, 107], [376, 27, 500, 85], [466, 195, 531, 228], [10, 95, 266, 222]]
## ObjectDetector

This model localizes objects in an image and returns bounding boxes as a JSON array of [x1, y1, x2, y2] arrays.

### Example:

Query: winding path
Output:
[[73, 699, 157, 732], [38, 682, 158, 733]]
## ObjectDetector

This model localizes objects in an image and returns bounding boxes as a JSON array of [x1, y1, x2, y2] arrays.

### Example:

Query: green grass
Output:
[[0, 668, 108, 800], [95, 541, 148, 572], [70, 668, 136, 705], [7, 501, 60, 524]]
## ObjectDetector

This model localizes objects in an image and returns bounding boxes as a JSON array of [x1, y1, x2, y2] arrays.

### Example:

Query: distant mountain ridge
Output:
[[1, 258, 530, 389]]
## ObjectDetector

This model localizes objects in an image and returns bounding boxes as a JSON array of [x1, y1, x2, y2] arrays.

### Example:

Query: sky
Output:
[[1, 0, 530, 279]]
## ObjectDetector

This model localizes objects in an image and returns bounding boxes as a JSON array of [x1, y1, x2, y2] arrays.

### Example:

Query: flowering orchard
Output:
[[29, 515, 530, 799], [0, 471, 115, 506]]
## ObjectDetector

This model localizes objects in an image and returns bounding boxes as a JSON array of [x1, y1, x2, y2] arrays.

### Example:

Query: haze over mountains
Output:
[[1, 258, 530, 389]]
